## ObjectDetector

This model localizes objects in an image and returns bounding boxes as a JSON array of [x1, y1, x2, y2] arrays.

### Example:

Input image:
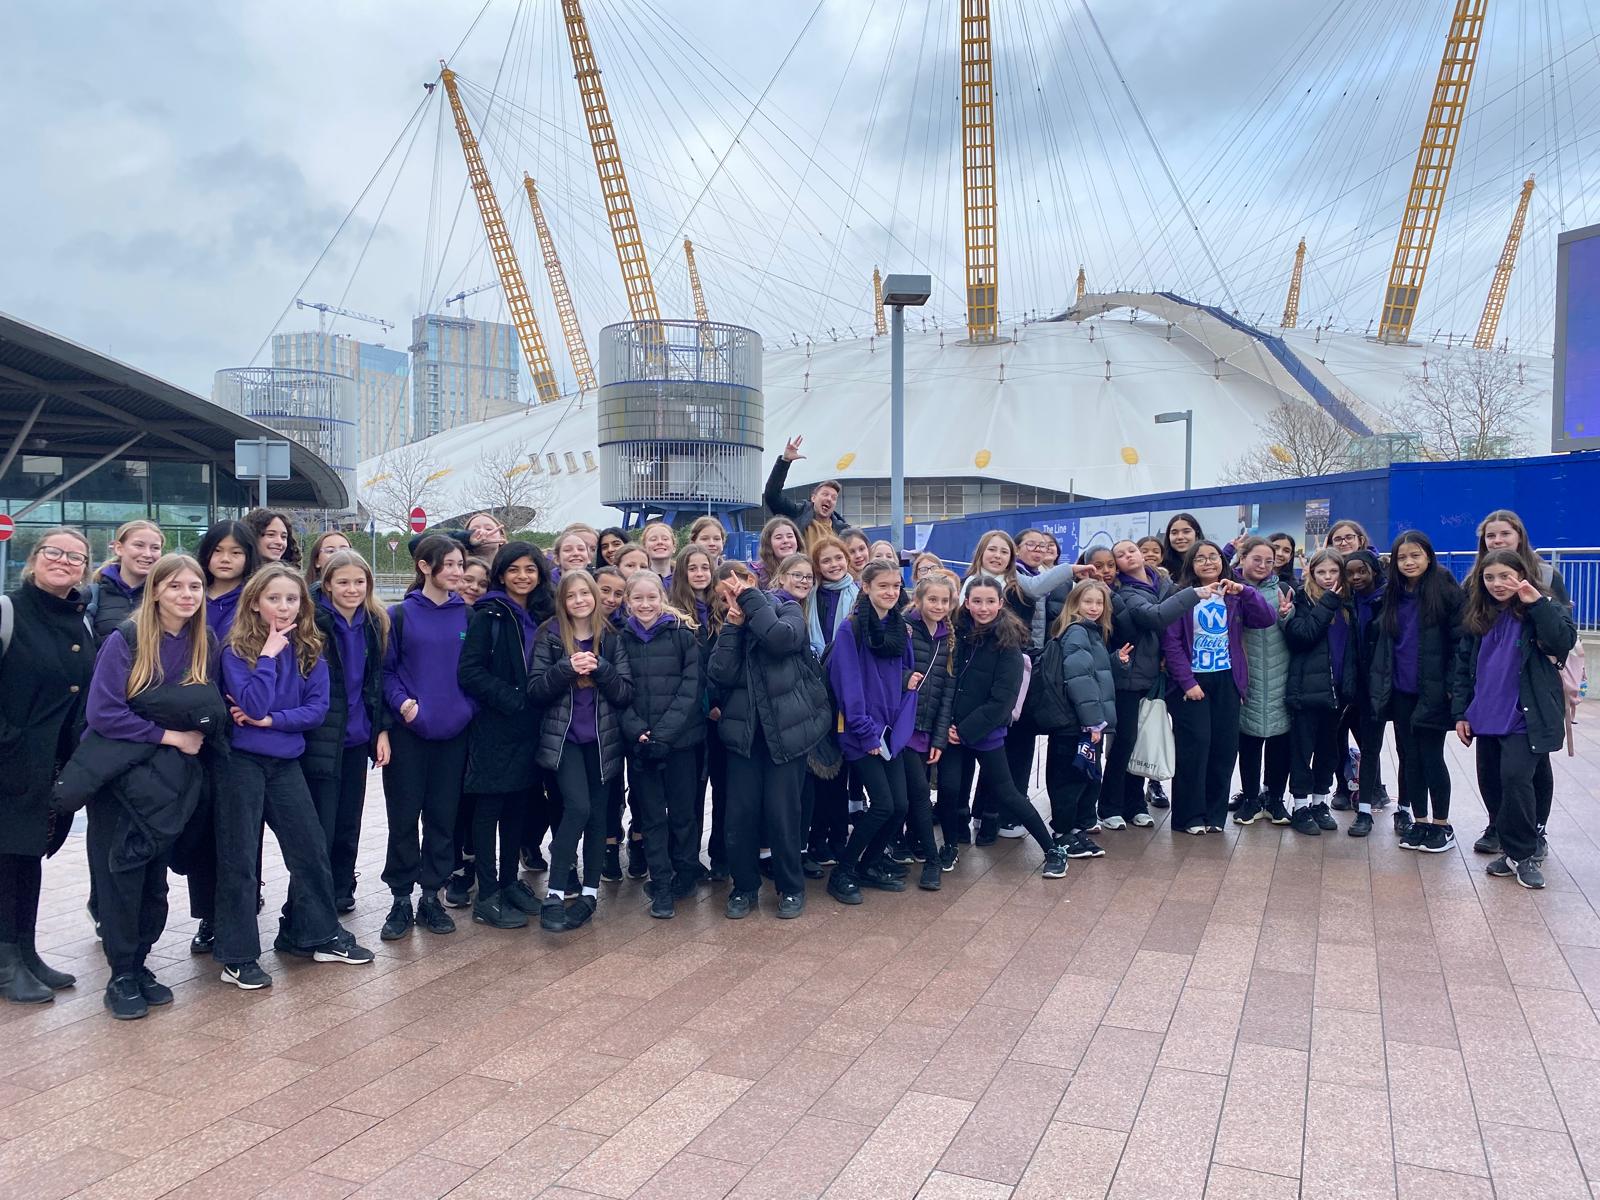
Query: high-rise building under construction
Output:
[[408, 313, 524, 440], [271, 331, 410, 461]]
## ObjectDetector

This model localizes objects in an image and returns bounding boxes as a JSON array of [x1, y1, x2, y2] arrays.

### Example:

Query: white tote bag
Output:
[[1127, 691, 1175, 782]]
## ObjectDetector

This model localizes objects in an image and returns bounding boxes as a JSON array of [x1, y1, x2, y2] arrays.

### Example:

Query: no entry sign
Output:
[[409, 507, 427, 533], [0, 514, 13, 542]]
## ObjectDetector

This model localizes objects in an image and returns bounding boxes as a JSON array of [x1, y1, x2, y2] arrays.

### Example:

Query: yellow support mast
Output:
[[960, 0, 999, 344], [1076, 266, 1086, 304], [1376, 0, 1488, 345], [1474, 175, 1535, 350], [1282, 239, 1306, 329], [524, 174, 597, 393], [684, 239, 711, 324], [561, 0, 661, 324], [438, 67, 561, 405], [873, 267, 887, 336]]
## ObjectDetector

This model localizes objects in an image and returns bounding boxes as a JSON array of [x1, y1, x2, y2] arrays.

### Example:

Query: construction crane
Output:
[[1282, 239, 1307, 329], [1474, 175, 1535, 350], [561, 0, 661, 324], [684, 240, 711, 325], [960, 0, 999, 344], [438, 64, 562, 405], [443, 281, 498, 313], [873, 267, 887, 336], [1075, 266, 1086, 305], [524, 175, 597, 392], [294, 299, 394, 335], [1376, 0, 1488, 344]]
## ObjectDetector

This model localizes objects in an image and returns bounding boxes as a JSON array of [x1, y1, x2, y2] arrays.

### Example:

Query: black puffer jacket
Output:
[[1451, 597, 1577, 756], [706, 588, 829, 764], [949, 610, 1029, 746], [458, 598, 540, 793], [88, 575, 141, 643], [617, 616, 705, 752], [527, 622, 633, 782], [907, 614, 957, 751], [1369, 582, 1464, 728], [303, 602, 384, 783], [1058, 620, 1118, 733], [1283, 589, 1357, 712], [1110, 573, 1200, 693]]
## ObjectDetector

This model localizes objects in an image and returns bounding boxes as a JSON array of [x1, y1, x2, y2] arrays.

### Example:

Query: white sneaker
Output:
[[998, 822, 1027, 839], [1184, 826, 1206, 836], [1132, 812, 1155, 828], [1101, 816, 1127, 830]]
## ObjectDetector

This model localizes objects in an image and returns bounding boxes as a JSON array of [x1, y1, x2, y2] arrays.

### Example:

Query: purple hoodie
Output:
[[382, 590, 476, 740], [1393, 589, 1421, 695], [98, 563, 140, 602], [1160, 585, 1278, 698], [206, 585, 243, 640], [826, 611, 918, 761], [319, 594, 373, 749], [87, 627, 197, 744], [221, 644, 330, 759]]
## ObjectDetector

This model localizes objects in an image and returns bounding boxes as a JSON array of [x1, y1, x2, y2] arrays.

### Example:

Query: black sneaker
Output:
[[1515, 858, 1545, 889], [1263, 799, 1291, 826], [1233, 797, 1263, 825], [725, 891, 755, 919], [502, 880, 542, 913], [649, 889, 675, 920], [1485, 855, 1516, 878], [1348, 813, 1373, 838], [1311, 802, 1338, 831], [565, 895, 597, 929], [1533, 830, 1550, 863], [540, 898, 569, 932], [801, 854, 825, 879], [627, 839, 649, 879], [827, 869, 863, 906], [220, 960, 272, 990], [1228, 791, 1245, 813], [707, 860, 730, 883], [998, 821, 1026, 840], [1393, 808, 1415, 837], [808, 844, 837, 867], [975, 815, 998, 846], [918, 862, 942, 891], [380, 897, 414, 941], [1330, 790, 1352, 812], [104, 974, 148, 1020], [520, 848, 548, 873], [1473, 826, 1501, 855], [313, 931, 376, 964], [602, 844, 623, 883], [1147, 780, 1170, 809], [1288, 808, 1321, 836], [887, 841, 918, 865], [1065, 836, 1104, 859], [1398, 822, 1428, 851], [416, 895, 455, 935], [859, 861, 907, 891], [938, 844, 959, 872], [1041, 848, 1069, 878], [443, 872, 473, 909], [777, 893, 805, 919], [473, 894, 529, 929], [335, 895, 356, 915], [1373, 785, 1393, 810], [874, 857, 909, 879], [272, 931, 313, 959], [1416, 823, 1455, 854], [135, 967, 174, 1006], [189, 920, 214, 956]]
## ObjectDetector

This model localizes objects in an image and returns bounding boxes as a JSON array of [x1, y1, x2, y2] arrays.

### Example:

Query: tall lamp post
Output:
[[881, 274, 932, 551], [1155, 409, 1194, 492]]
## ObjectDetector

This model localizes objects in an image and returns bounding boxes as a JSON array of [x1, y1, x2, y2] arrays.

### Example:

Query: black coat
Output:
[[1369, 584, 1464, 728], [949, 611, 1028, 746], [763, 456, 850, 538], [1452, 598, 1578, 756], [1283, 589, 1358, 712], [0, 583, 96, 856], [706, 588, 830, 764], [617, 618, 705, 753], [526, 622, 633, 782], [1110, 574, 1200, 693], [88, 577, 141, 643], [303, 603, 384, 783], [458, 598, 541, 793], [908, 616, 957, 751], [1058, 620, 1118, 733]]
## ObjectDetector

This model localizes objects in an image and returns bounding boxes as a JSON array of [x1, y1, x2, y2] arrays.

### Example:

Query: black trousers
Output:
[[85, 799, 171, 976], [172, 787, 216, 922], [1338, 699, 1390, 800], [1475, 733, 1545, 862], [999, 719, 1042, 819], [1237, 731, 1291, 802], [381, 725, 468, 896], [310, 744, 368, 900], [842, 752, 911, 870], [215, 749, 341, 965], [606, 770, 626, 843], [704, 737, 728, 867], [452, 792, 477, 878], [901, 749, 941, 858], [550, 740, 609, 894], [1391, 692, 1451, 820], [808, 767, 849, 852], [1170, 671, 1242, 830], [938, 741, 1053, 851], [522, 767, 561, 860], [1288, 707, 1343, 798], [1045, 733, 1102, 835], [725, 729, 805, 897], [0, 853, 42, 942], [1099, 689, 1149, 821], [628, 747, 699, 891], [469, 789, 527, 895]]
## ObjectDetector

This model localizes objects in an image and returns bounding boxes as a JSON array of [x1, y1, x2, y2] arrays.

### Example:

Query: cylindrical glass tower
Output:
[[213, 366, 358, 513]]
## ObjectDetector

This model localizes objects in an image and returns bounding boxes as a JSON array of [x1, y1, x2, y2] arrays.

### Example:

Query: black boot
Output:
[[0, 943, 53, 1004], [20, 936, 76, 990]]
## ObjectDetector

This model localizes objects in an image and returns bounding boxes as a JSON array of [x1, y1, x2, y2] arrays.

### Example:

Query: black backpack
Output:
[[1023, 634, 1074, 735]]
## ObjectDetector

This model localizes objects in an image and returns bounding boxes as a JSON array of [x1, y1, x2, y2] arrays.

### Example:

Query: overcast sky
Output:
[[3, 0, 1596, 397]]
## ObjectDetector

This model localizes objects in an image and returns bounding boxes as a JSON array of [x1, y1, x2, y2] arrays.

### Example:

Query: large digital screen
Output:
[[1554, 222, 1600, 451]]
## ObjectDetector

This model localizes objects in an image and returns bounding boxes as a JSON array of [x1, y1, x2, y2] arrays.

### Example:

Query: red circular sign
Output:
[[408, 507, 427, 533], [0, 514, 13, 542]]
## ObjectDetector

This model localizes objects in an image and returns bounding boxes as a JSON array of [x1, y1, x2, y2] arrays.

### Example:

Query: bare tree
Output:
[[1388, 351, 1537, 461], [1221, 401, 1353, 484], [466, 440, 553, 532], [362, 441, 446, 531]]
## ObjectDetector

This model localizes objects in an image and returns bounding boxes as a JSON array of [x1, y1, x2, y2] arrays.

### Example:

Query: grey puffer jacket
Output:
[[1059, 620, 1118, 733], [526, 622, 634, 783], [1109, 572, 1201, 694], [1239, 574, 1290, 737]]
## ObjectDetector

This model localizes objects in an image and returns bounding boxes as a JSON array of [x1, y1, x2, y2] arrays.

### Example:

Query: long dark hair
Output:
[[197, 520, 259, 589], [1162, 512, 1204, 576], [1176, 539, 1235, 588], [243, 507, 301, 565], [490, 540, 554, 620], [408, 534, 463, 595], [1379, 530, 1461, 633], [1461, 548, 1540, 635]]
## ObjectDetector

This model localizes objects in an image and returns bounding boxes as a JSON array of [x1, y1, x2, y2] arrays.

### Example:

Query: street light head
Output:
[[882, 273, 932, 307], [1154, 411, 1191, 424]]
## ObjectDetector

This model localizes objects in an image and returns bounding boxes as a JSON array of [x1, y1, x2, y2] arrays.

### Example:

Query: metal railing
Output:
[[1437, 548, 1600, 633]]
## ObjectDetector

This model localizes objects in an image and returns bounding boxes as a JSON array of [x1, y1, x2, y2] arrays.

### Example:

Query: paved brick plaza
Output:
[[4, 720, 1600, 1200]]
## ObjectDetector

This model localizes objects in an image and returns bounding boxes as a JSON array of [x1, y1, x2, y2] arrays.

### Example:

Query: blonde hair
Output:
[[553, 570, 607, 685], [319, 549, 390, 656], [23, 526, 91, 588], [227, 563, 325, 677], [639, 521, 678, 555], [624, 568, 698, 629], [127, 553, 210, 696], [1052, 578, 1114, 641], [97, 519, 163, 583]]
